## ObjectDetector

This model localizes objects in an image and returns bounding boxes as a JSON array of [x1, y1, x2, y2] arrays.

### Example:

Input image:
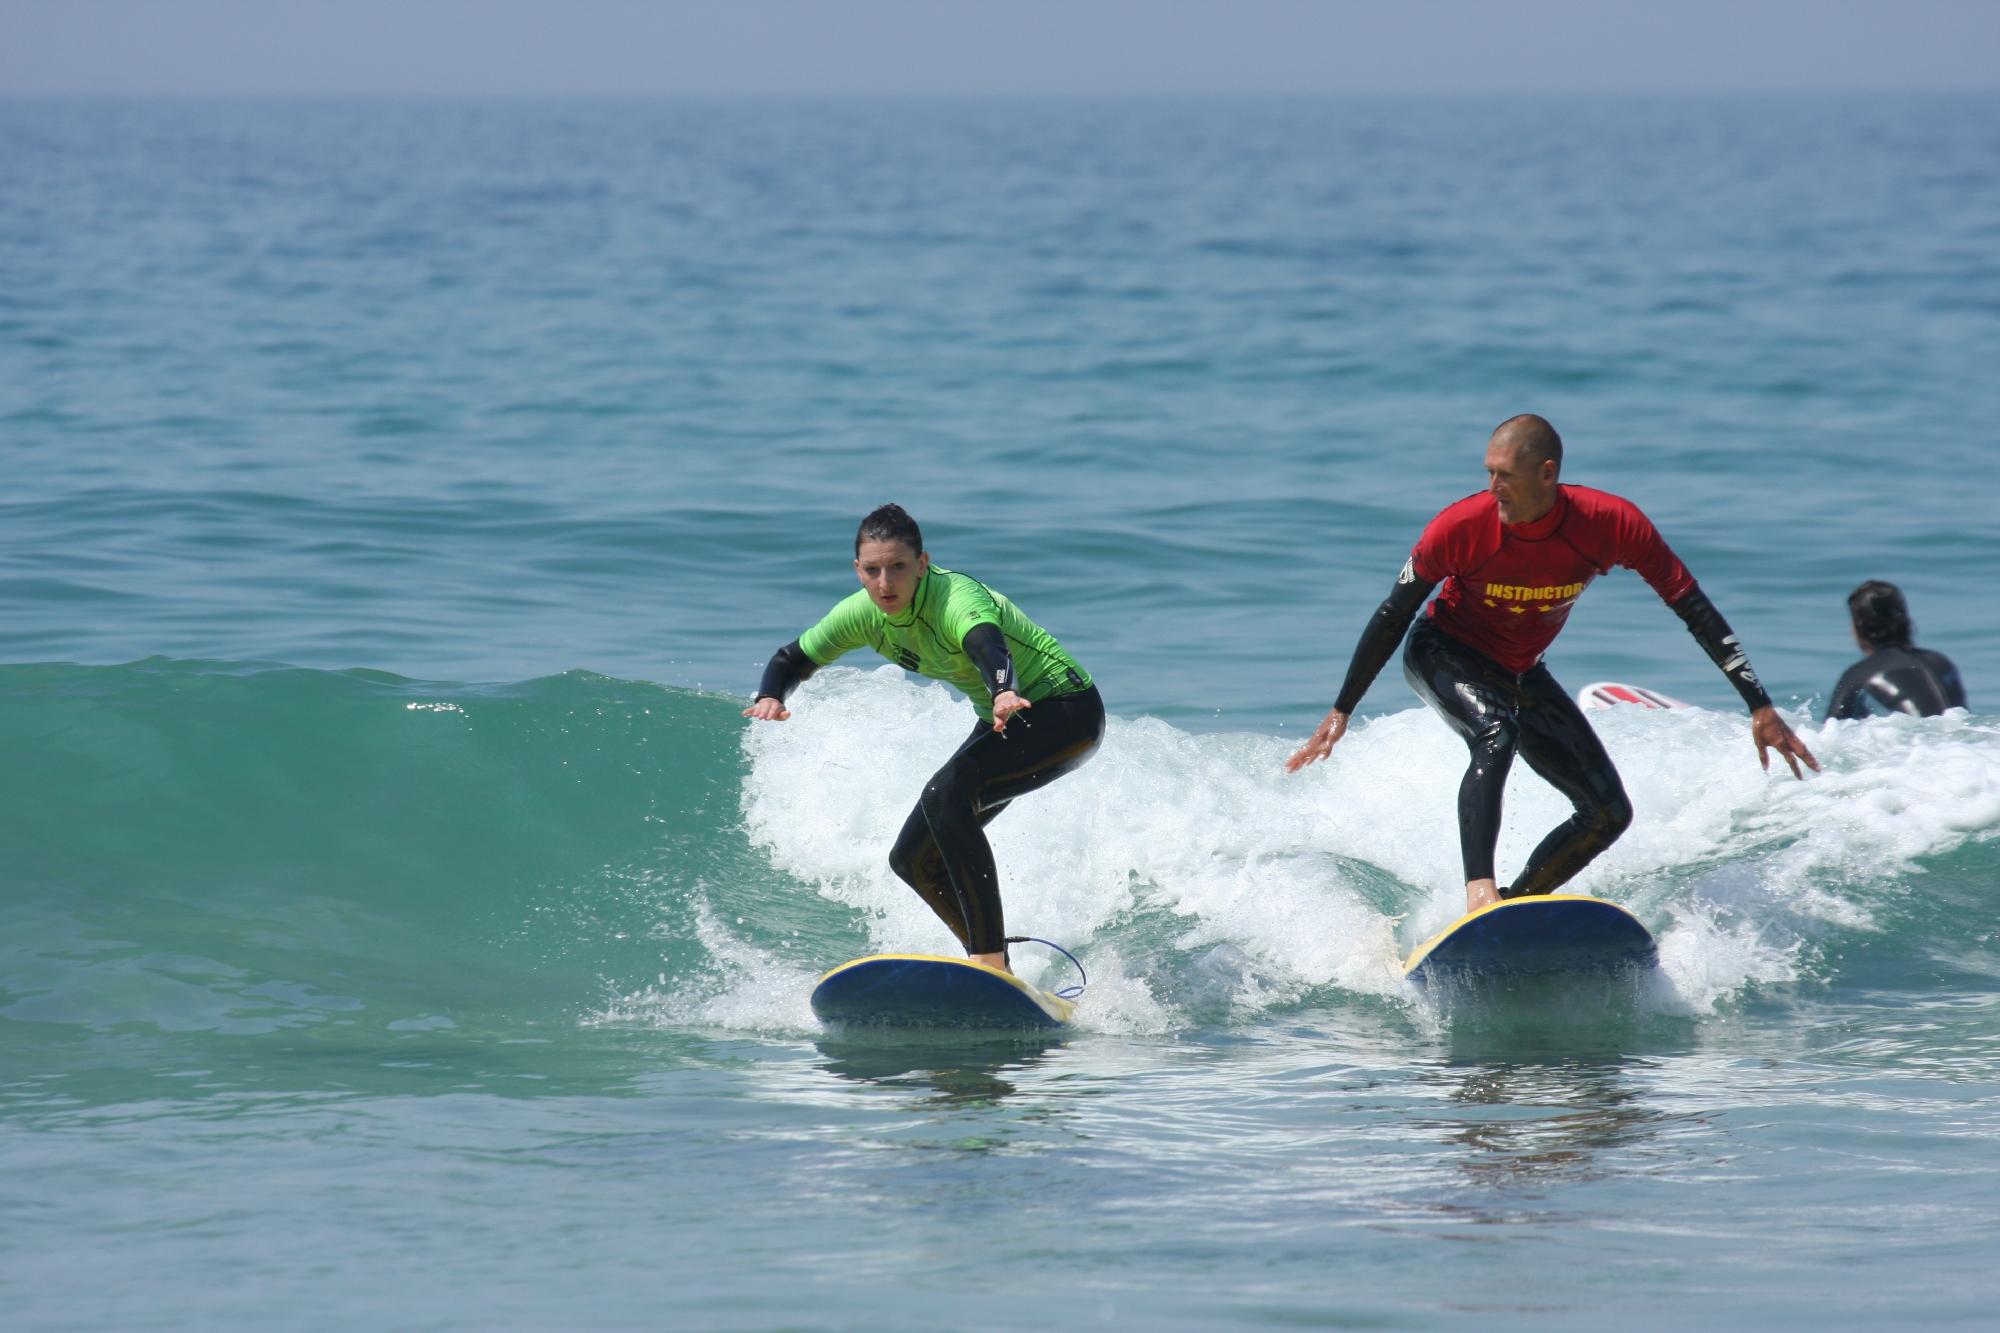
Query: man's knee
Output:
[[1589, 788, 1634, 842], [1469, 715, 1519, 762]]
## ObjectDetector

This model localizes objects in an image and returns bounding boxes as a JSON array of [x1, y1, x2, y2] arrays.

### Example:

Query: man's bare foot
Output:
[[1466, 878, 1501, 913], [969, 951, 1011, 974]]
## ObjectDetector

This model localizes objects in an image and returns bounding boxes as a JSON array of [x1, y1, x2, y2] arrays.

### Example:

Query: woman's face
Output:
[[854, 539, 928, 614]]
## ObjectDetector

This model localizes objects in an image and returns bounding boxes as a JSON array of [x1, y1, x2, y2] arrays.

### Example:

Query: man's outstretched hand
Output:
[[1752, 705, 1819, 779], [1285, 708, 1349, 773]]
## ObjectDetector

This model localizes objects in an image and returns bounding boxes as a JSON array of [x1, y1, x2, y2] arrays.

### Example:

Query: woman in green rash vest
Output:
[[744, 504, 1103, 974]]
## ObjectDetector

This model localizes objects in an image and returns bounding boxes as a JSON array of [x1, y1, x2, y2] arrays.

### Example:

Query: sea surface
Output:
[[3, 95, 1998, 1330]]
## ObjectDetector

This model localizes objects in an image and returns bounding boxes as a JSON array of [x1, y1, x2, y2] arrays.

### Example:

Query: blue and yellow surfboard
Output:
[[1403, 895, 1657, 986], [811, 954, 1074, 1030]]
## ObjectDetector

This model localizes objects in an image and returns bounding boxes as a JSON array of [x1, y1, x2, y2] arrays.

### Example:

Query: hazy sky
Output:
[[3, 0, 1995, 98]]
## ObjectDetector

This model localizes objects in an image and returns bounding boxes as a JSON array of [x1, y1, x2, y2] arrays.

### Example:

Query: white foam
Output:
[[722, 670, 2000, 1030], [1654, 900, 1803, 1014], [590, 899, 823, 1034]]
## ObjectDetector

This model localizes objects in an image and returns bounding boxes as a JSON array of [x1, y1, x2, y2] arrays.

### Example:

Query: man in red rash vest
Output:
[[1286, 414, 1818, 914]]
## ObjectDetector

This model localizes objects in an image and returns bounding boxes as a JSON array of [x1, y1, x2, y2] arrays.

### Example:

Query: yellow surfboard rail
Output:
[[815, 953, 1076, 1025], [1401, 893, 1651, 976]]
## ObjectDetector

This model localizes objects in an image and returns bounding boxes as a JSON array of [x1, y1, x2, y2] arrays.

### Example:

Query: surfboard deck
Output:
[[810, 954, 1074, 1030], [1577, 680, 1690, 711], [1403, 895, 1658, 986]]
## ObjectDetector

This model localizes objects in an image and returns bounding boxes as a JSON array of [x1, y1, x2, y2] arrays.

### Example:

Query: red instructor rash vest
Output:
[[1409, 485, 1696, 673]]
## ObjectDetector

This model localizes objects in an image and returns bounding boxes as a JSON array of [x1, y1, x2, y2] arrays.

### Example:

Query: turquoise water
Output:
[[4, 97, 1999, 1329]]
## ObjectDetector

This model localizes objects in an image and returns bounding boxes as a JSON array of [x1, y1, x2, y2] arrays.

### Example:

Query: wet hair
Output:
[[1848, 580, 1914, 649], [855, 503, 923, 557], [1494, 413, 1564, 473]]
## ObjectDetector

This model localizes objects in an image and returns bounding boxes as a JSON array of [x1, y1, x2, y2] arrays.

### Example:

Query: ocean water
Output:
[[3, 96, 1999, 1330]]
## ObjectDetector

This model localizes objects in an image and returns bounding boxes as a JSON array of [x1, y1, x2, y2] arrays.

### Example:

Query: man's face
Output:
[[854, 539, 928, 614], [1485, 438, 1559, 525]]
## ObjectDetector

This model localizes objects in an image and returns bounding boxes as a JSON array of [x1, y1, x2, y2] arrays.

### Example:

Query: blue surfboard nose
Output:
[[811, 954, 1073, 1030], [1404, 895, 1658, 985]]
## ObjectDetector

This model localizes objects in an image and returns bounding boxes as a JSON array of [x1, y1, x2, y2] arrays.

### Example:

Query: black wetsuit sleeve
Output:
[[961, 622, 1018, 699], [1825, 663, 1873, 721], [1669, 584, 1773, 712], [1923, 650, 1968, 710], [1332, 570, 1437, 715], [755, 640, 820, 703]]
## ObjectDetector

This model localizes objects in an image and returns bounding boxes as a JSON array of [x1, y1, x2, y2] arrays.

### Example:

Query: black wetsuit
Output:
[[1331, 488, 1771, 897], [1825, 646, 1965, 721], [1401, 618, 1632, 895], [886, 687, 1103, 954], [756, 568, 1102, 955]]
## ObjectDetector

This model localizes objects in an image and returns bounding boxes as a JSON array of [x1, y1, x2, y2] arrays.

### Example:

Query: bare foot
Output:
[[969, 951, 1011, 974], [1466, 878, 1501, 914]]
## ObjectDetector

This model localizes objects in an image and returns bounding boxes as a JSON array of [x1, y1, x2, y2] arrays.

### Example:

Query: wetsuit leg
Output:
[[1402, 621, 1521, 884], [885, 687, 1105, 954], [887, 797, 1009, 951], [1506, 664, 1633, 896]]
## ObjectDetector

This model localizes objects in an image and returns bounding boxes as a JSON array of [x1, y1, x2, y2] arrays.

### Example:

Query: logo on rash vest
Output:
[[1482, 581, 1585, 613]]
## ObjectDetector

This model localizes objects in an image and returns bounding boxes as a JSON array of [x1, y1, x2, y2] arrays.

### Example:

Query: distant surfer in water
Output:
[[1825, 580, 1965, 720], [1285, 414, 1818, 914], [745, 504, 1102, 974]]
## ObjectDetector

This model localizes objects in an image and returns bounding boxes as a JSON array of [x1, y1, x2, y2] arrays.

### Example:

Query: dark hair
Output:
[[855, 503, 923, 557], [1495, 413, 1564, 472], [1848, 579, 1913, 648]]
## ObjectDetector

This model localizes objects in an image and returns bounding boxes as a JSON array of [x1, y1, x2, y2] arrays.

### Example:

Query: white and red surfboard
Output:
[[1575, 681, 1691, 711]]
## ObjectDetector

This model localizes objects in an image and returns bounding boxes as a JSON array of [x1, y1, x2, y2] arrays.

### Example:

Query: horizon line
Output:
[[6, 84, 1999, 102]]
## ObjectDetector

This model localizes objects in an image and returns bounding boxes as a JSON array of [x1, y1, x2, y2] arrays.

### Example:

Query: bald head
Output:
[[1483, 414, 1563, 525], [1490, 414, 1563, 474]]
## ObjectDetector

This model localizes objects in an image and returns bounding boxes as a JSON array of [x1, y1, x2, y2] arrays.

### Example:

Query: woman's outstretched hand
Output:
[[991, 690, 1032, 733]]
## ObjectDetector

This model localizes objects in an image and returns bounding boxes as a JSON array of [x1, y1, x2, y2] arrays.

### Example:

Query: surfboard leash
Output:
[[1005, 936, 1087, 999]]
